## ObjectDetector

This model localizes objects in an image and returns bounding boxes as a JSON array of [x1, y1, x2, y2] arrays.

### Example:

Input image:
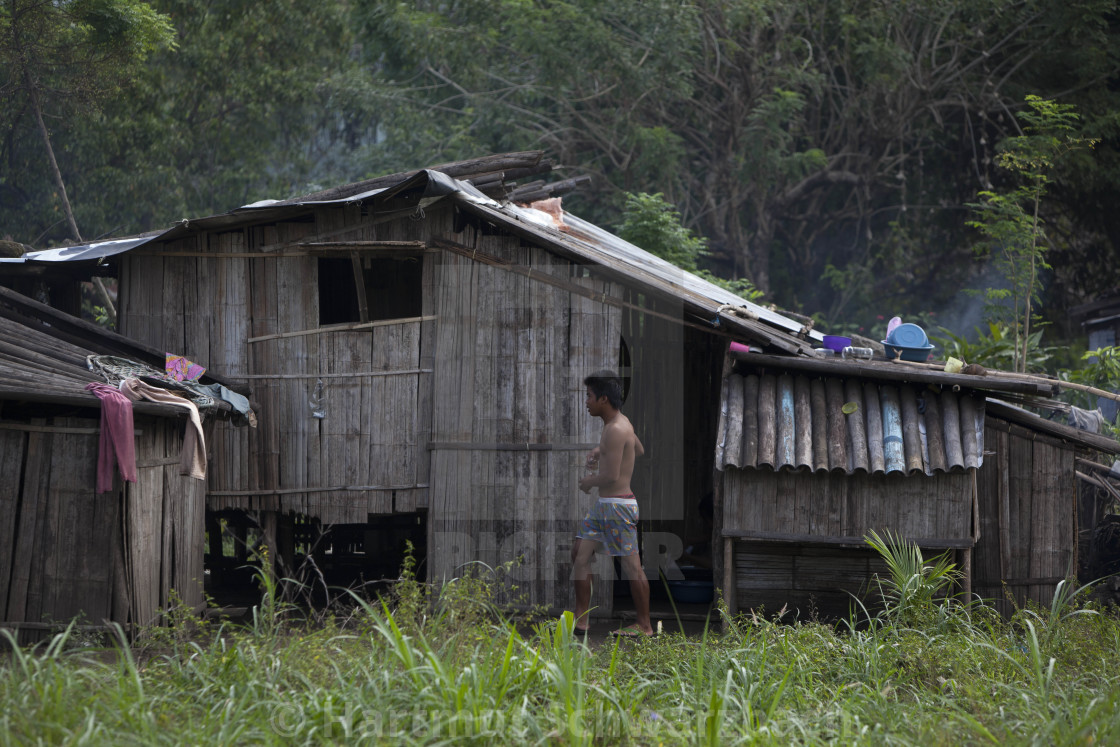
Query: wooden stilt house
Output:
[[7, 153, 821, 615], [0, 287, 247, 643]]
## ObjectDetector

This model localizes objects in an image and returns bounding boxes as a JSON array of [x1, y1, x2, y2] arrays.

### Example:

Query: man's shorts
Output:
[[577, 495, 639, 556]]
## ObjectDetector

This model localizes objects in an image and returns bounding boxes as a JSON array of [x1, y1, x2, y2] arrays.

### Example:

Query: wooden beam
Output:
[[207, 483, 429, 497], [733, 350, 1059, 397], [723, 529, 974, 549], [986, 399, 1120, 454], [245, 315, 436, 344], [351, 252, 370, 324], [428, 441, 597, 451], [239, 368, 432, 380]]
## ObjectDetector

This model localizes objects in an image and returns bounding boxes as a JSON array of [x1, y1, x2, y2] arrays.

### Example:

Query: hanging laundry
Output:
[[85, 382, 138, 493], [119, 377, 207, 480]]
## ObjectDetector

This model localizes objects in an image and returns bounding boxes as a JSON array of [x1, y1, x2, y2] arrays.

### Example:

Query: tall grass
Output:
[[3, 544, 1120, 744]]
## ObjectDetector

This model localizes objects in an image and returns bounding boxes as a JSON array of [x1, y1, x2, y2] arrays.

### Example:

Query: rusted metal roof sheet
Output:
[[716, 371, 985, 476]]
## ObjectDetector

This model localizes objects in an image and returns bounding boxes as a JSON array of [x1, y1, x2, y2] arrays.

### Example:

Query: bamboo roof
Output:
[[718, 352, 1120, 473], [0, 286, 231, 416], [716, 370, 986, 476]]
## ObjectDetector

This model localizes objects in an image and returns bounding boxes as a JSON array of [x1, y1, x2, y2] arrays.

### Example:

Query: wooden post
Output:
[[998, 429, 1011, 581], [261, 511, 279, 583], [350, 252, 370, 323], [722, 536, 735, 631]]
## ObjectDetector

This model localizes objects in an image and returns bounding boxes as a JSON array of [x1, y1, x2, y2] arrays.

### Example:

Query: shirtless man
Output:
[[572, 370, 652, 637]]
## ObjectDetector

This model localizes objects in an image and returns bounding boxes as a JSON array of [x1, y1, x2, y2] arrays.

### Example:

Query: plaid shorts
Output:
[[577, 495, 639, 556]]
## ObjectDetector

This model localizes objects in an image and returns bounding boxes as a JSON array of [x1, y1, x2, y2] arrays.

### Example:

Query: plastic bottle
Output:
[[842, 346, 874, 360]]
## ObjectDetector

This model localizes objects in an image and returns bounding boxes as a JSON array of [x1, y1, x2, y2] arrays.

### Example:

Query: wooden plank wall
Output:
[[733, 542, 892, 621], [428, 231, 622, 612], [974, 420, 1076, 616], [0, 415, 203, 643], [621, 292, 686, 525], [722, 468, 973, 540], [566, 258, 625, 616], [123, 206, 434, 523], [128, 416, 207, 628]]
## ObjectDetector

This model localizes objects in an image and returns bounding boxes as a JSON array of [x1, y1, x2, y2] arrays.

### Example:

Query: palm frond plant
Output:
[[864, 529, 961, 626]]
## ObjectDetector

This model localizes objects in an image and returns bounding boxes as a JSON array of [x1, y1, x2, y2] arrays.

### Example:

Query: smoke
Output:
[[930, 260, 1013, 341]]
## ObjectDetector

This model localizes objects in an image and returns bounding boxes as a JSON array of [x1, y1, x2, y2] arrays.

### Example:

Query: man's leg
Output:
[[619, 553, 654, 635], [572, 537, 598, 631]]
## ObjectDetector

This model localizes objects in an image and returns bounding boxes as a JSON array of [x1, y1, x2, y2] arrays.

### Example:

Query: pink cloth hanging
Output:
[[85, 382, 138, 493], [119, 377, 207, 480]]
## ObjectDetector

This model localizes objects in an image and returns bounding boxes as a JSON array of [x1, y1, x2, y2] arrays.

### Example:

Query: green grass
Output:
[[3, 552, 1120, 745]]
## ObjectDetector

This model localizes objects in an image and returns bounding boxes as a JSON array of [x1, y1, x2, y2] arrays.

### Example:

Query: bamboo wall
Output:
[[0, 414, 204, 643], [721, 463, 974, 618], [118, 205, 431, 523], [722, 469, 974, 540], [427, 232, 623, 612], [974, 419, 1076, 615], [731, 542, 891, 621]]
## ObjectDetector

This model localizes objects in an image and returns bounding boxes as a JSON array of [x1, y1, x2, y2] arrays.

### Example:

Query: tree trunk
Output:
[[25, 69, 81, 244]]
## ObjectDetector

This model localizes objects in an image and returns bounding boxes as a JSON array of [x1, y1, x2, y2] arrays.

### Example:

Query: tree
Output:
[[356, 0, 1119, 323], [968, 96, 1096, 372], [1, 0, 174, 243], [1, 0, 373, 244]]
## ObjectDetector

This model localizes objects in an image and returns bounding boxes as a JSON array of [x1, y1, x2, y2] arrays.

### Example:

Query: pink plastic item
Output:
[[886, 316, 902, 338], [729, 342, 752, 353]]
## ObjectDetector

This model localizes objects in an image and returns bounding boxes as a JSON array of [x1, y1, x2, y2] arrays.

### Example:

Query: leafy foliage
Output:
[[864, 529, 961, 627], [5, 562, 1120, 743], [930, 322, 1055, 373], [967, 96, 1097, 372], [616, 192, 708, 272], [617, 191, 764, 302]]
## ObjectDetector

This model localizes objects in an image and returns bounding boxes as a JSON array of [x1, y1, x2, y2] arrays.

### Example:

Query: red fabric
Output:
[[85, 382, 138, 493]]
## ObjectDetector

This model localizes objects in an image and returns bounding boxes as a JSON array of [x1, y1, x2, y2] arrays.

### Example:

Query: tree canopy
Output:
[[3, 0, 1120, 347]]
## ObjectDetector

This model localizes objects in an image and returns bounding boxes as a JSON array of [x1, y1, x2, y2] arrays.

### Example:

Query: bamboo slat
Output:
[[960, 395, 980, 467], [880, 386, 904, 474], [776, 374, 795, 469], [756, 375, 777, 469], [843, 378, 869, 473], [825, 378, 848, 472], [724, 375, 745, 468], [7, 428, 46, 634], [794, 375, 813, 470], [0, 430, 23, 620], [942, 393, 964, 469], [714, 375, 730, 468], [742, 375, 760, 467], [997, 428, 1011, 582], [923, 393, 946, 473], [810, 378, 828, 472], [900, 386, 924, 474]]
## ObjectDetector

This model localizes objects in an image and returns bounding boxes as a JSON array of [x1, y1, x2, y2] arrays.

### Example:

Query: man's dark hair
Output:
[[584, 369, 623, 409]]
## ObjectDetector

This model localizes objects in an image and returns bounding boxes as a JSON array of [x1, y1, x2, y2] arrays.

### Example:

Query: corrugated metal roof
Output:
[[451, 195, 820, 351], [716, 371, 986, 476], [0, 236, 154, 264]]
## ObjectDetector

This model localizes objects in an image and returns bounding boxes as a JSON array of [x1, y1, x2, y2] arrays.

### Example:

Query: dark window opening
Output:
[[318, 255, 423, 326], [204, 509, 428, 607]]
